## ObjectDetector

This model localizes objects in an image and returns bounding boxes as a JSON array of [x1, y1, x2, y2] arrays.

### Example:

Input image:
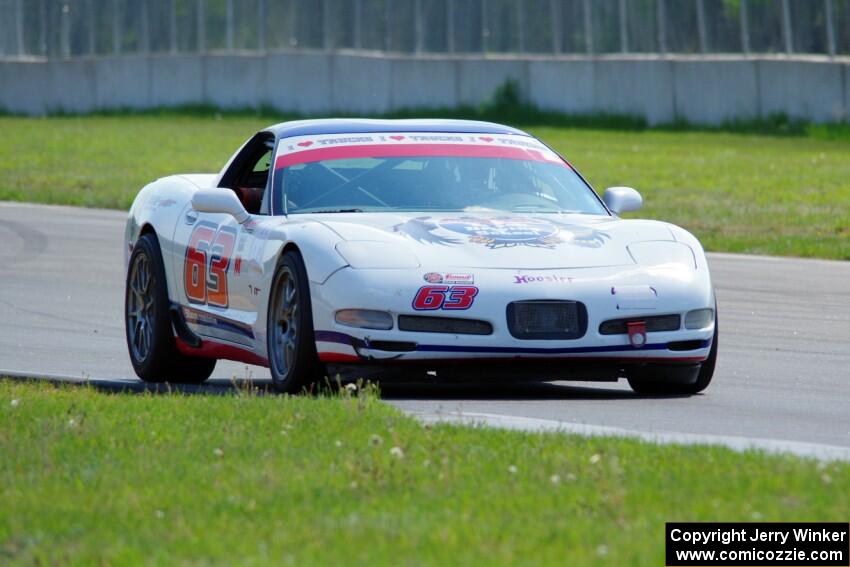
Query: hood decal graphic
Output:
[[393, 217, 461, 246], [394, 216, 610, 250]]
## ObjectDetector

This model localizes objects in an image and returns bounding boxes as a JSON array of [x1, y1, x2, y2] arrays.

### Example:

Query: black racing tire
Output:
[[266, 250, 323, 394], [125, 232, 216, 384], [627, 308, 718, 396]]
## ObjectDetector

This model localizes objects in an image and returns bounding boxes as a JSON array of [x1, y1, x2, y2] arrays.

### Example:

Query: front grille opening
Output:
[[599, 314, 681, 335], [365, 340, 417, 352], [667, 340, 705, 351], [506, 300, 588, 340], [398, 315, 493, 335]]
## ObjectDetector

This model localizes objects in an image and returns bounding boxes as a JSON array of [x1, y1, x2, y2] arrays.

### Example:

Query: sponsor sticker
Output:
[[513, 273, 573, 284], [444, 272, 474, 284], [423, 272, 475, 284], [182, 307, 217, 326]]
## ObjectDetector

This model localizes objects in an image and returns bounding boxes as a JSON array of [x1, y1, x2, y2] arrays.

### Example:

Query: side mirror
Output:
[[602, 187, 642, 214], [191, 189, 250, 224]]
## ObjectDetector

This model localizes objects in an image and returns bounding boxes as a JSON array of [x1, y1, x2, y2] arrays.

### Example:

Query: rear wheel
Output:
[[627, 309, 718, 396], [125, 232, 216, 384], [267, 251, 322, 393]]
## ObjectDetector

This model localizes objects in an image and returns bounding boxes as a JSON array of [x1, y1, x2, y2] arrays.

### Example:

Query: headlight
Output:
[[335, 241, 420, 269], [335, 309, 394, 330], [628, 241, 696, 269], [684, 308, 714, 330]]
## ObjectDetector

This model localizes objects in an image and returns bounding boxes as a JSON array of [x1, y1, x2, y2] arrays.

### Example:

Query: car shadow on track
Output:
[[378, 381, 694, 401], [379, 381, 636, 401], [3, 375, 692, 400]]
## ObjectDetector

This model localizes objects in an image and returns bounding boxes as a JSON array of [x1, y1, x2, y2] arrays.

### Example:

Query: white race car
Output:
[[125, 119, 717, 394]]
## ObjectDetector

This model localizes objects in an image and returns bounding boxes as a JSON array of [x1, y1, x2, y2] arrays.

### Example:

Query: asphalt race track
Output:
[[2, 202, 849, 455]]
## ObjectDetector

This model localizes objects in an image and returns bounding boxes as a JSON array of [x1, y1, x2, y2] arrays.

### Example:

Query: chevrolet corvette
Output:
[[124, 119, 717, 394]]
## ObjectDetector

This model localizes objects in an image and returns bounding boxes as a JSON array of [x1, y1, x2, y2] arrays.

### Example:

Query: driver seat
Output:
[[233, 187, 264, 215]]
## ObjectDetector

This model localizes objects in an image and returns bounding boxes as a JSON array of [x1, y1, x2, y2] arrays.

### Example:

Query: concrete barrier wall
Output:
[[1, 51, 848, 124]]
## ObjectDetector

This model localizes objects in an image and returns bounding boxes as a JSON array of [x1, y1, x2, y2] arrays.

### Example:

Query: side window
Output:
[[253, 150, 271, 172], [219, 133, 275, 215], [246, 147, 272, 186]]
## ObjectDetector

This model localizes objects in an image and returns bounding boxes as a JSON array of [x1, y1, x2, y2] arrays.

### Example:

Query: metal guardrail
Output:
[[1, 0, 848, 59]]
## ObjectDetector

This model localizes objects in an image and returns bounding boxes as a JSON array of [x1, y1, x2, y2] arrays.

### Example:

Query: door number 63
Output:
[[184, 223, 237, 308]]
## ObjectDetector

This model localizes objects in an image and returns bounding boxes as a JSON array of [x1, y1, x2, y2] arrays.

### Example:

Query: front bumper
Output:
[[310, 264, 714, 366]]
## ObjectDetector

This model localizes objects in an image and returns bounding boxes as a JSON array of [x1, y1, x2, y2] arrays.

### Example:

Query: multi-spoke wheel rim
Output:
[[271, 266, 298, 378], [127, 253, 155, 362]]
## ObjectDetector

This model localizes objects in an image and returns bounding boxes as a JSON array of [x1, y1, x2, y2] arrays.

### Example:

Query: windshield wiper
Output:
[[307, 208, 364, 214], [511, 205, 561, 212]]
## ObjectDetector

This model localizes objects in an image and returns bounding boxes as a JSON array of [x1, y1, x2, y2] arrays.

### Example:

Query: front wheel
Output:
[[125, 233, 216, 384], [267, 251, 322, 393], [627, 309, 718, 396]]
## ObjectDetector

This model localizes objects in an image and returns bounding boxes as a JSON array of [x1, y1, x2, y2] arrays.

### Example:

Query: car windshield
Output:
[[272, 133, 608, 216]]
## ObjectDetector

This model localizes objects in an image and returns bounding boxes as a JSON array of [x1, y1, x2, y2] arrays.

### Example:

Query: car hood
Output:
[[310, 212, 677, 270]]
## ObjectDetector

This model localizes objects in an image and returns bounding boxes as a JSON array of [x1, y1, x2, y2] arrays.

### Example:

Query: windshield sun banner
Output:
[[274, 132, 569, 170]]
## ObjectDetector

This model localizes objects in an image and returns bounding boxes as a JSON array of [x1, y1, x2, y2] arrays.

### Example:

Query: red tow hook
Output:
[[627, 321, 647, 348]]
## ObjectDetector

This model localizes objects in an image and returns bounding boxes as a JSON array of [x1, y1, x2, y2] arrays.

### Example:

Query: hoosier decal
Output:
[[513, 273, 573, 284]]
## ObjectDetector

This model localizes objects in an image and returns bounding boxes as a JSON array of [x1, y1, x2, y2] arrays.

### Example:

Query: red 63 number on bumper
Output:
[[412, 285, 479, 311]]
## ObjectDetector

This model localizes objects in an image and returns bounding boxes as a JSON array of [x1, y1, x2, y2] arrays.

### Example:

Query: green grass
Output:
[[1, 380, 848, 566], [1, 111, 849, 259]]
